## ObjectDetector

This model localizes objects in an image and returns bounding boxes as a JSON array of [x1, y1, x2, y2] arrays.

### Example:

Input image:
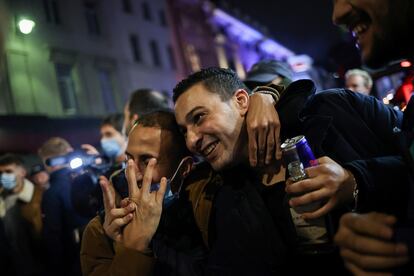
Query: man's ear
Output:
[[179, 156, 194, 178], [233, 89, 249, 116], [20, 167, 27, 178], [131, 114, 139, 126]]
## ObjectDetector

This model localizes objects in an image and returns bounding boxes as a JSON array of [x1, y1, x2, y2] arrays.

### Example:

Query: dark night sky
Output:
[[216, 0, 354, 68]]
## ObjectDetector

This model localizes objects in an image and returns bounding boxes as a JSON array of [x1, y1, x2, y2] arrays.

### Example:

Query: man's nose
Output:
[[186, 128, 202, 153]]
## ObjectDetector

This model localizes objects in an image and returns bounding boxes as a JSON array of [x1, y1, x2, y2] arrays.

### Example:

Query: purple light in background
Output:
[[211, 9, 294, 59], [259, 39, 294, 60]]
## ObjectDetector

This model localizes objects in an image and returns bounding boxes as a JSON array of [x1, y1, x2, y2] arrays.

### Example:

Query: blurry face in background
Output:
[[126, 125, 180, 186], [345, 74, 370, 94], [332, 0, 414, 68], [0, 163, 26, 193], [101, 124, 125, 143], [32, 171, 49, 190], [100, 124, 126, 160]]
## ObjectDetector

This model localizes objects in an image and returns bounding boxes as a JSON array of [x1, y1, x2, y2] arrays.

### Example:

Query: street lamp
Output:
[[17, 18, 35, 35]]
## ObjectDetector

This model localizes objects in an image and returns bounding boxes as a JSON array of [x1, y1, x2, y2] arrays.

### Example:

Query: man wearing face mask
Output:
[[99, 114, 127, 165], [81, 110, 207, 275], [0, 153, 44, 276]]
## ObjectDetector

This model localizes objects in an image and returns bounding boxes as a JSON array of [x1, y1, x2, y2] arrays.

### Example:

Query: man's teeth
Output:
[[352, 24, 368, 37], [203, 142, 217, 156]]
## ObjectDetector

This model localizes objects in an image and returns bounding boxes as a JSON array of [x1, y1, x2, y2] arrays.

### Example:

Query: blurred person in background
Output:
[[99, 114, 127, 167], [82, 114, 126, 167], [122, 89, 171, 136], [0, 154, 44, 276], [344, 68, 373, 95], [72, 114, 128, 220], [38, 137, 89, 276], [30, 164, 50, 191], [244, 59, 293, 90]]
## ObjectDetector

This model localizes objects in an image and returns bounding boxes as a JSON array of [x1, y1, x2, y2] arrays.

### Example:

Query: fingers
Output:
[[100, 176, 114, 212], [156, 177, 168, 205], [109, 203, 135, 218], [315, 156, 334, 165], [301, 200, 335, 219], [289, 188, 329, 207], [340, 248, 409, 270], [120, 198, 130, 208], [335, 212, 410, 273], [341, 213, 397, 240], [257, 124, 268, 167], [274, 120, 281, 162], [106, 214, 134, 237], [126, 159, 139, 198], [286, 178, 322, 194], [265, 125, 275, 165], [344, 262, 393, 276], [81, 144, 99, 155], [141, 158, 156, 195], [247, 126, 258, 167]]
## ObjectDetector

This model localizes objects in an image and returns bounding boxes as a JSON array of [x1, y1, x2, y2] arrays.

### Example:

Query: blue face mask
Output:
[[1, 173, 17, 190], [101, 138, 123, 159], [150, 179, 176, 208], [149, 157, 193, 208]]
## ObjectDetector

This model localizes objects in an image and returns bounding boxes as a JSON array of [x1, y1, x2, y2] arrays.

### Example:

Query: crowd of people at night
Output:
[[1, 0, 414, 275]]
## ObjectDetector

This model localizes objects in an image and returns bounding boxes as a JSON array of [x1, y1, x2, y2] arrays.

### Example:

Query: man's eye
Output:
[[193, 113, 205, 125]]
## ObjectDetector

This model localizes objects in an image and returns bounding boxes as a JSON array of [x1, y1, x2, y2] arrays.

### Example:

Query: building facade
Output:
[[0, 0, 177, 116], [0, 0, 296, 118]]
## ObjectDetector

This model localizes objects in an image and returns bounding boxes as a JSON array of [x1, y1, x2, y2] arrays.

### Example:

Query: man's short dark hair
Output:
[[134, 109, 191, 158], [101, 113, 124, 133], [0, 153, 24, 167], [128, 89, 170, 117], [173, 67, 249, 103]]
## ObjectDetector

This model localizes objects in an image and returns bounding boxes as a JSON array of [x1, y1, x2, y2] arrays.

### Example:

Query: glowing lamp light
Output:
[[400, 60, 412, 68], [70, 157, 83, 169], [17, 19, 35, 34]]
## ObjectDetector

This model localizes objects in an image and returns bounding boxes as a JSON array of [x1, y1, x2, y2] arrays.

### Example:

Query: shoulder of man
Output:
[[183, 162, 222, 248]]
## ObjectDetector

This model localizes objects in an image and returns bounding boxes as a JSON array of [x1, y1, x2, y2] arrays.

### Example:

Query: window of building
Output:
[[43, 0, 60, 24], [129, 34, 141, 62], [55, 63, 78, 115], [142, 2, 151, 21], [84, 2, 100, 35], [97, 69, 116, 112], [167, 45, 176, 70], [159, 10, 167, 26], [122, 0, 132, 14], [150, 40, 161, 67]]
